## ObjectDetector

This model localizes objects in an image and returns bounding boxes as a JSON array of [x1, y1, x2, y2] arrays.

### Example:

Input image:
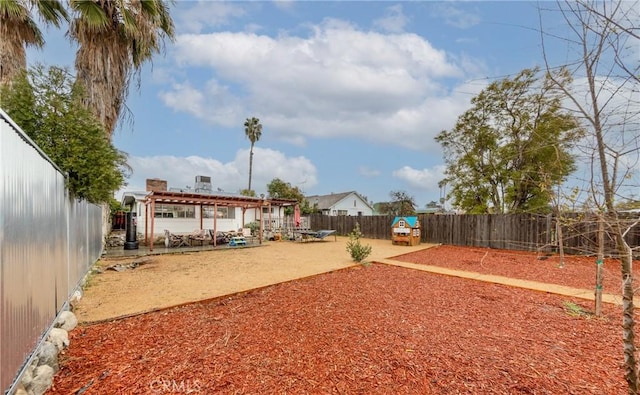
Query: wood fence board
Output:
[[306, 212, 640, 255]]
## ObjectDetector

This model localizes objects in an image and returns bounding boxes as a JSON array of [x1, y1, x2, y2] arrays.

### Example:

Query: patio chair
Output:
[[188, 229, 207, 246], [164, 229, 186, 248], [208, 229, 230, 245]]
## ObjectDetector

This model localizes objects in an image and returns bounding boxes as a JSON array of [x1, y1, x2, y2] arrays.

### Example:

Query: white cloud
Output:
[[121, 148, 317, 197], [430, 4, 481, 29], [175, 1, 247, 34], [392, 165, 446, 192], [159, 80, 243, 127], [163, 19, 481, 153], [373, 5, 409, 33], [273, 0, 296, 12]]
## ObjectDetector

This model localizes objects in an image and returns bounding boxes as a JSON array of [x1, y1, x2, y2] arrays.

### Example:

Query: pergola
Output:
[[142, 190, 297, 251]]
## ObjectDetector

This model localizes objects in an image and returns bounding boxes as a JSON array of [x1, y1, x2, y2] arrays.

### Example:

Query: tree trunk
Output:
[[595, 213, 604, 317], [556, 217, 565, 268], [248, 144, 254, 192]]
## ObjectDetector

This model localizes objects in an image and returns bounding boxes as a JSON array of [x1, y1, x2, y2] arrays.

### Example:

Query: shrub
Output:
[[346, 223, 372, 264], [244, 221, 260, 235]]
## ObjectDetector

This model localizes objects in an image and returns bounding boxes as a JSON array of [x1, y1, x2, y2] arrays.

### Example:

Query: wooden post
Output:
[[149, 199, 155, 252], [595, 212, 604, 317]]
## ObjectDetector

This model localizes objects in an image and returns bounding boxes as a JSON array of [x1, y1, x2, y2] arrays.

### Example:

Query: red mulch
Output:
[[49, 246, 631, 394], [391, 244, 640, 292]]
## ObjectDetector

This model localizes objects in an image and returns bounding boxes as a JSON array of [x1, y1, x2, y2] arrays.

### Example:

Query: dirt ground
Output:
[[76, 237, 430, 323], [50, 243, 629, 394]]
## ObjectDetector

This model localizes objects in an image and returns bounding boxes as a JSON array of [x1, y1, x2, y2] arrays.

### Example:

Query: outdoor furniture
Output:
[[297, 229, 337, 242], [229, 236, 247, 247], [188, 229, 207, 246], [208, 229, 230, 245], [164, 229, 187, 248]]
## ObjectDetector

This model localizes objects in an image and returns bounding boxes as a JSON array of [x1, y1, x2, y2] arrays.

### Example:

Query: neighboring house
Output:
[[305, 191, 374, 216], [121, 177, 296, 237]]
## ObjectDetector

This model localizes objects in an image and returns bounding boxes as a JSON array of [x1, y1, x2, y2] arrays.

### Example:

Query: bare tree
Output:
[[540, 1, 640, 392]]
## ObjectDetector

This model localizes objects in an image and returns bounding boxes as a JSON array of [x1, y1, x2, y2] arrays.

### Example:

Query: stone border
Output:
[[13, 308, 79, 395]]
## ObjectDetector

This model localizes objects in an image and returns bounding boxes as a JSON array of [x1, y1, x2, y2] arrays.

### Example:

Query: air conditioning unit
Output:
[[195, 175, 212, 193]]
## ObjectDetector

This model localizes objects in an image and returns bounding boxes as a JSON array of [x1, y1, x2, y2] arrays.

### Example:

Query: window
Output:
[[399, 220, 406, 228], [203, 206, 235, 219], [354, 199, 357, 207], [337, 210, 348, 216], [154, 204, 195, 218]]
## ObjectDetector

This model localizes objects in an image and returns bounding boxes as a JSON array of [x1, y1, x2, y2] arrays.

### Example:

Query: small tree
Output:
[[346, 223, 372, 264]]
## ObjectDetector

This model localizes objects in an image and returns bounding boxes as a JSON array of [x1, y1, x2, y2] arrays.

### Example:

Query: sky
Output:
[[26, 1, 605, 208]]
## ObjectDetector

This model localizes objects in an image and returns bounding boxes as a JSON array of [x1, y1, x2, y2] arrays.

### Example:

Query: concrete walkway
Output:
[[375, 258, 625, 307]]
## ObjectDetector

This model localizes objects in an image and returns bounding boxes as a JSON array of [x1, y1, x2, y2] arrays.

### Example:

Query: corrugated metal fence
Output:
[[309, 212, 640, 254], [1, 110, 103, 393]]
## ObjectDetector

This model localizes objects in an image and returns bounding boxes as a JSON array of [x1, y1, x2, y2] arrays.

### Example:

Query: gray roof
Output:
[[305, 191, 372, 210]]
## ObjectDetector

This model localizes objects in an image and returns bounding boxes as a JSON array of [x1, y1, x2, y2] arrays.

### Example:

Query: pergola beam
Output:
[[143, 190, 297, 251]]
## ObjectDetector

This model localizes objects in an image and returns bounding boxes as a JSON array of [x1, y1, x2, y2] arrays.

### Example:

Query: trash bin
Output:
[[124, 212, 139, 250]]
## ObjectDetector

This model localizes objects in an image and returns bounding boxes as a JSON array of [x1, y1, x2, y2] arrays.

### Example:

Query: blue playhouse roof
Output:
[[392, 216, 419, 227]]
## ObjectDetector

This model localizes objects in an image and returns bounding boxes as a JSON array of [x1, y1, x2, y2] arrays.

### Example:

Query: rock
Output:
[[47, 328, 69, 351], [20, 358, 39, 391], [13, 383, 29, 395], [29, 365, 54, 395], [37, 341, 59, 372], [69, 290, 82, 303], [56, 310, 78, 331]]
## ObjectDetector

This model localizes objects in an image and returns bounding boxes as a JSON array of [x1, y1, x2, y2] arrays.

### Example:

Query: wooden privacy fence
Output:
[[307, 213, 640, 254]]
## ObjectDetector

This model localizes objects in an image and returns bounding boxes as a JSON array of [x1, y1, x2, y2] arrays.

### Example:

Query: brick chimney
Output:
[[146, 178, 167, 192]]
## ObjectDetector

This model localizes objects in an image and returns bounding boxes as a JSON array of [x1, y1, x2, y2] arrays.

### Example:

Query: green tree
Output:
[[68, 0, 175, 137], [244, 116, 262, 192], [0, 0, 68, 86], [0, 65, 129, 203], [239, 188, 256, 197], [378, 190, 416, 216], [436, 67, 582, 214], [266, 178, 311, 214]]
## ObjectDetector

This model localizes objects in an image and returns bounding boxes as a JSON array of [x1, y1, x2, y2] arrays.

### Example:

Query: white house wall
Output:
[[133, 202, 264, 236], [330, 194, 373, 216]]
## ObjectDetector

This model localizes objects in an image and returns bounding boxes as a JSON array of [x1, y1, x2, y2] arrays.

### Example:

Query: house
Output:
[[305, 191, 374, 216], [121, 177, 297, 239]]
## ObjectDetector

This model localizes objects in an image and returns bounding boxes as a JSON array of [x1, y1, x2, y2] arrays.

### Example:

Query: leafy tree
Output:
[[239, 188, 256, 197], [244, 116, 262, 191], [68, 0, 175, 137], [378, 190, 416, 216], [0, 65, 129, 203], [266, 178, 311, 214], [0, 0, 68, 86], [436, 67, 582, 214]]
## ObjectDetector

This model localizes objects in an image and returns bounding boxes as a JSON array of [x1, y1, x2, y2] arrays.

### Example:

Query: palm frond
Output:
[[34, 0, 69, 26]]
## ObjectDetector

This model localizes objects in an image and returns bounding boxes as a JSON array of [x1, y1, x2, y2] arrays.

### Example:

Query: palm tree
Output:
[[68, 0, 175, 137], [0, 0, 68, 86], [244, 117, 262, 192]]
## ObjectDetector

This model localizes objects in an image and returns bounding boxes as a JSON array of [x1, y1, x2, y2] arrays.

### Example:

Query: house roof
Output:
[[121, 190, 297, 208], [392, 216, 419, 227], [305, 191, 372, 210]]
